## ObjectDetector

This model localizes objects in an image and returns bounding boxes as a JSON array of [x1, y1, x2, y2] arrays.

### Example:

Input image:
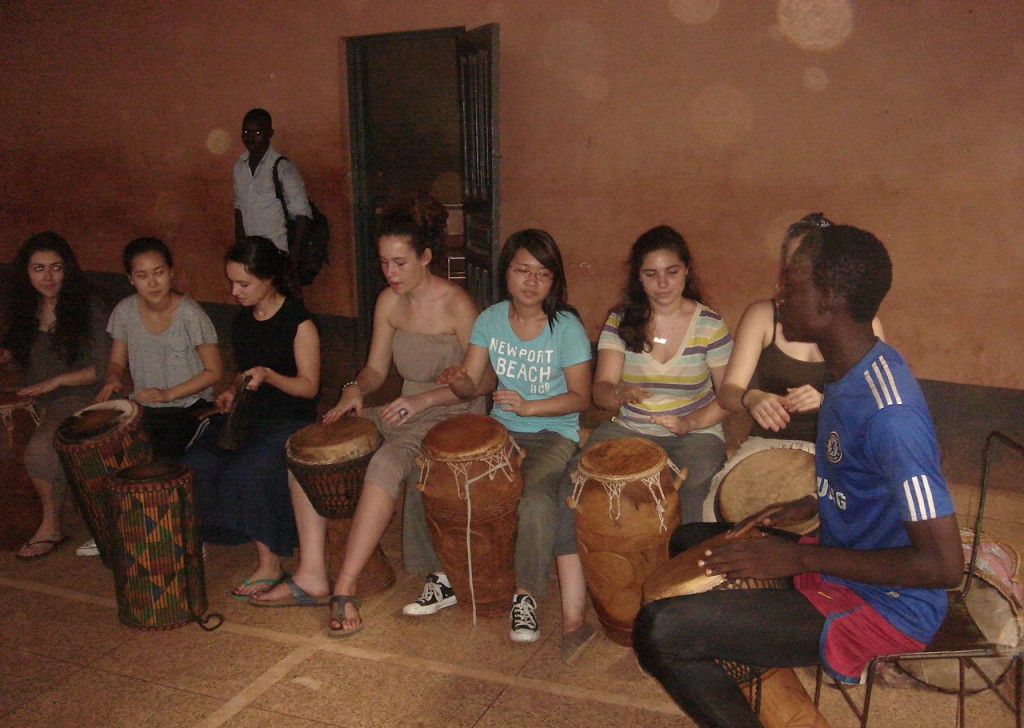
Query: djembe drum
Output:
[[416, 414, 524, 619], [643, 531, 828, 728], [54, 400, 153, 565], [715, 449, 819, 534], [285, 416, 396, 597], [107, 461, 219, 631], [0, 393, 43, 550], [569, 437, 684, 645]]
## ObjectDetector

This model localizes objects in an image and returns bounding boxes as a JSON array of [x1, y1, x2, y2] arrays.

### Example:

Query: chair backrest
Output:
[[963, 431, 1024, 598]]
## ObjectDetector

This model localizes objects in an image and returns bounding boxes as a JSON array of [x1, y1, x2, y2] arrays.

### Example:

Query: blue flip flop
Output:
[[250, 575, 330, 608], [231, 572, 287, 600]]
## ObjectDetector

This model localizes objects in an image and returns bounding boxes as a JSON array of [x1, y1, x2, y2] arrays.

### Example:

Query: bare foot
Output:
[[16, 530, 67, 560]]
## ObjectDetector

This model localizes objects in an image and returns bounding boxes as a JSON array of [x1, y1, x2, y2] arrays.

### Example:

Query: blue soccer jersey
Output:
[[815, 340, 954, 643]]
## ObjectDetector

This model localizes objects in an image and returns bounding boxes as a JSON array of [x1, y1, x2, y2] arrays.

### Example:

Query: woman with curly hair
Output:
[[1, 232, 110, 560]]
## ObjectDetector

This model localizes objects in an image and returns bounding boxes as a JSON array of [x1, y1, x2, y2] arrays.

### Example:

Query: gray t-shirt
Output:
[[107, 294, 218, 408]]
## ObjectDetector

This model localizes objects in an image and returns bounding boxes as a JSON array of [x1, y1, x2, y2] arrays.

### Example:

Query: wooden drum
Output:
[[285, 417, 395, 598], [0, 393, 42, 550], [569, 437, 684, 646], [108, 461, 216, 630], [715, 449, 819, 535], [644, 532, 828, 728], [416, 414, 524, 618], [53, 400, 153, 565]]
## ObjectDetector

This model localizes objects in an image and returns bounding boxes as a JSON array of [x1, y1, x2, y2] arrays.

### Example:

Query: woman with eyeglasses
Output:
[[423, 229, 594, 651], [250, 194, 485, 637], [704, 213, 884, 519]]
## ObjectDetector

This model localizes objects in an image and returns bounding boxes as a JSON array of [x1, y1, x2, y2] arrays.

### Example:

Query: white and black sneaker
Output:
[[76, 538, 99, 557], [402, 573, 457, 616], [509, 594, 539, 643]]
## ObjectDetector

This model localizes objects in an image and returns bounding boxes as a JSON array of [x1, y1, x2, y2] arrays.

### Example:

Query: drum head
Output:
[[286, 417, 380, 466], [899, 574, 1023, 692], [112, 460, 191, 485], [716, 448, 818, 534], [58, 400, 139, 442], [421, 414, 507, 461], [643, 529, 762, 602], [578, 437, 666, 481]]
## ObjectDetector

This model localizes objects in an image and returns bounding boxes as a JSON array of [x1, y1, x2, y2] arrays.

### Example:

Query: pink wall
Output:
[[2, 1, 1022, 388]]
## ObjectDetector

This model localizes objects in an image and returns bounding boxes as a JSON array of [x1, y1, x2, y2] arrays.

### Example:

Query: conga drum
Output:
[[285, 417, 396, 597], [643, 531, 828, 728], [0, 393, 43, 550], [416, 414, 524, 618], [108, 461, 217, 630], [569, 437, 684, 646], [53, 400, 153, 565], [715, 449, 819, 534]]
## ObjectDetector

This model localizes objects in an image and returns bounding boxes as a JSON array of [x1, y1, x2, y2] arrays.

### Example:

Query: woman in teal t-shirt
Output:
[[426, 229, 593, 653]]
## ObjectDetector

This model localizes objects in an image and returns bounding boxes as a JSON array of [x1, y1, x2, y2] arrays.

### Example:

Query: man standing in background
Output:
[[233, 108, 311, 253]]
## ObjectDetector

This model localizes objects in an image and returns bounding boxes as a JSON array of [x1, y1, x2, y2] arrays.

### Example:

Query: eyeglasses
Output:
[[508, 266, 554, 283]]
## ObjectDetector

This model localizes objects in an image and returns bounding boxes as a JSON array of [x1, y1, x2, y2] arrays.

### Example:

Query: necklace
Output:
[[652, 316, 678, 345]]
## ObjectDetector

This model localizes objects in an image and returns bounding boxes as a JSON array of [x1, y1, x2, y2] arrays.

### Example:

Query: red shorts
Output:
[[796, 570, 926, 683]]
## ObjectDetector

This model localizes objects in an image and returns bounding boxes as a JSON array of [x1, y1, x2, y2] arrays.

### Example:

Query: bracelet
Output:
[[740, 389, 753, 412], [342, 380, 361, 393]]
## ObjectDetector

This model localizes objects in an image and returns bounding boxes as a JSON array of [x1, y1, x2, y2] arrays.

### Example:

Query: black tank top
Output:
[[748, 305, 826, 443]]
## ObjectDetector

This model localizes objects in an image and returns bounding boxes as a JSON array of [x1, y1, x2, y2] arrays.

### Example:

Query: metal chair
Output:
[[814, 430, 1024, 727]]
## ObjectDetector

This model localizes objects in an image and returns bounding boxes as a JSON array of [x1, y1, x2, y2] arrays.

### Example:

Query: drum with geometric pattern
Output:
[[107, 461, 207, 630]]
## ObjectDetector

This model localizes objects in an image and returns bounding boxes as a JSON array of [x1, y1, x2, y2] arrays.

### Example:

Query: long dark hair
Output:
[[2, 231, 94, 369], [225, 236, 302, 301], [617, 225, 704, 353], [497, 229, 578, 330]]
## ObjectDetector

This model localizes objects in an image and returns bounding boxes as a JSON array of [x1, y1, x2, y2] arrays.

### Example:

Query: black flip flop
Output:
[[16, 535, 70, 561]]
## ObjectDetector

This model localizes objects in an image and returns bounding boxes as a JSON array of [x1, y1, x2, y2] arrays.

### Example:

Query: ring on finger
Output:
[[398, 408, 409, 418]]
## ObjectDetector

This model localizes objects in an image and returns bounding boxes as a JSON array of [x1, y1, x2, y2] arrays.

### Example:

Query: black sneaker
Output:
[[509, 594, 539, 643], [402, 573, 457, 616]]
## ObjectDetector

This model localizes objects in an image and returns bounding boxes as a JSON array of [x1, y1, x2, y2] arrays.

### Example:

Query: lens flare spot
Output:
[[667, 0, 720, 25], [206, 128, 232, 155], [778, 0, 853, 51], [688, 83, 754, 147], [803, 66, 829, 92]]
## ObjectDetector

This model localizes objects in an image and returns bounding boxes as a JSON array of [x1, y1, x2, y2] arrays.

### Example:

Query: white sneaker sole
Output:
[[509, 629, 540, 643], [76, 540, 99, 557], [402, 595, 458, 616]]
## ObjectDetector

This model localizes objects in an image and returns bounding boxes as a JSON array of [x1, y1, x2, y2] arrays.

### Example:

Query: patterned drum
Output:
[[108, 461, 218, 631], [644, 531, 827, 728], [54, 399, 153, 565], [416, 414, 524, 619], [0, 393, 42, 550], [286, 417, 395, 597], [715, 449, 819, 535]]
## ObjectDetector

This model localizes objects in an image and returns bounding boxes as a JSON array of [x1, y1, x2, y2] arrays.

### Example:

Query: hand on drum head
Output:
[[727, 495, 818, 540], [783, 384, 823, 415], [17, 376, 60, 398], [700, 531, 804, 581]]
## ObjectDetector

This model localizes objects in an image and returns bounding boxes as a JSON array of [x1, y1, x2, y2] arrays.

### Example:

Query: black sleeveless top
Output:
[[231, 296, 317, 422], [747, 305, 826, 443]]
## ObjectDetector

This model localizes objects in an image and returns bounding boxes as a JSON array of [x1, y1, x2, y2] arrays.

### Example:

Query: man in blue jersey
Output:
[[633, 223, 963, 727]]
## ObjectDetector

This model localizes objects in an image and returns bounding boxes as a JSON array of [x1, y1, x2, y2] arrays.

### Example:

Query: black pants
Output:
[[633, 523, 825, 728], [141, 401, 211, 460]]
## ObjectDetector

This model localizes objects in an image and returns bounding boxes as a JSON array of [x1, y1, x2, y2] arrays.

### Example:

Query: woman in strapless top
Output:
[[251, 194, 486, 639]]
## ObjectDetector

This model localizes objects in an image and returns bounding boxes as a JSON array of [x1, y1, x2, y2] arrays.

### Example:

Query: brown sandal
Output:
[[328, 594, 363, 638]]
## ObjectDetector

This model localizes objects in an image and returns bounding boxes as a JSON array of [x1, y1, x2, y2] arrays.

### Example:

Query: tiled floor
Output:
[[2, 340, 1022, 726]]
